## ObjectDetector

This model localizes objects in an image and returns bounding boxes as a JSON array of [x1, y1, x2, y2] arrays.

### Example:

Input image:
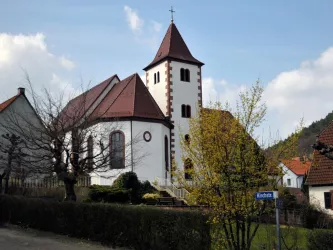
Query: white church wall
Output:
[[169, 61, 201, 172], [131, 120, 170, 182], [78, 120, 170, 186], [146, 63, 168, 115]]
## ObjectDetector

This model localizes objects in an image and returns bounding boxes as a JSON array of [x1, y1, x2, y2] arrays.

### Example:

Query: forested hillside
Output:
[[270, 111, 333, 157]]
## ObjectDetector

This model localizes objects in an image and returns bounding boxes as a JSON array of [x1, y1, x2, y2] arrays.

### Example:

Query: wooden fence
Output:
[[6, 176, 91, 189]]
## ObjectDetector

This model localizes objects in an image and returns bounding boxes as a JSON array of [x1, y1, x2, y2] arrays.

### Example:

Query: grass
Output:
[[211, 223, 309, 250], [251, 224, 308, 250]]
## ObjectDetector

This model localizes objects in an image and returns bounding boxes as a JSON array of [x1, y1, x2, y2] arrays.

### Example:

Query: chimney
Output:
[[18, 87, 25, 95]]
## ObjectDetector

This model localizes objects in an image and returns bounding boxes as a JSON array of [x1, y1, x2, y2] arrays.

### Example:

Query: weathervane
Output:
[[169, 6, 175, 23]]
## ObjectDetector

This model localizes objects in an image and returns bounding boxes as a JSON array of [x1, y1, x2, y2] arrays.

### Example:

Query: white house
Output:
[[307, 122, 333, 215], [60, 19, 204, 185], [0, 87, 46, 180], [279, 158, 310, 188]]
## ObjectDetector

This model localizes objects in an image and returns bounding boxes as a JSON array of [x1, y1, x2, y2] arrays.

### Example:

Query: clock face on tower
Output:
[[143, 131, 152, 142]]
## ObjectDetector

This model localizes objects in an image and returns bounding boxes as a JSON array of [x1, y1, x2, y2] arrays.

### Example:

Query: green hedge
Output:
[[88, 185, 130, 203], [308, 228, 333, 250], [0, 195, 210, 250]]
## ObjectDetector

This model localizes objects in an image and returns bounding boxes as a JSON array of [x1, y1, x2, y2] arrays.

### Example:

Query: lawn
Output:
[[251, 224, 308, 250], [212, 223, 309, 250]]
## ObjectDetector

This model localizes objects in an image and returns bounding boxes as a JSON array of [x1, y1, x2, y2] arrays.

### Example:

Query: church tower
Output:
[[143, 16, 204, 180]]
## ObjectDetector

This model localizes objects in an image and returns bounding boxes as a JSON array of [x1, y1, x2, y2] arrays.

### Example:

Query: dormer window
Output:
[[154, 72, 160, 84], [180, 68, 190, 82]]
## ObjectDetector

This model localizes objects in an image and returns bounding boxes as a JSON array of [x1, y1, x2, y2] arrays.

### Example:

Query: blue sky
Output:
[[1, 1, 333, 141]]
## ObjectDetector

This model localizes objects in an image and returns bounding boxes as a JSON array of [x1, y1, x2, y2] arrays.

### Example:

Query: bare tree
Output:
[[1, 76, 146, 201], [0, 133, 27, 194]]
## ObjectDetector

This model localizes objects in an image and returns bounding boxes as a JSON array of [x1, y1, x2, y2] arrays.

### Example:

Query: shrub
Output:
[[112, 172, 142, 204], [0, 195, 211, 250], [308, 229, 333, 250], [88, 185, 130, 204], [143, 193, 160, 200]]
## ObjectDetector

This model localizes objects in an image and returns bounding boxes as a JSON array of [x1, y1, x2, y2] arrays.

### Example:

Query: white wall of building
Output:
[[169, 61, 201, 172], [309, 185, 333, 215], [0, 94, 48, 178], [146, 63, 168, 115], [280, 162, 304, 188], [78, 119, 170, 186]]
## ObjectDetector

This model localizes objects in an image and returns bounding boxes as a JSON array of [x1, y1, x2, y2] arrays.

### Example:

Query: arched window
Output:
[[185, 134, 190, 144], [184, 158, 193, 180], [185, 69, 190, 82], [71, 129, 79, 166], [164, 136, 169, 173], [186, 105, 191, 118], [180, 68, 185, 81], [154, 73, 157, 84], [157, 72, 160, 83], [181, 104, 186, 117], [87, 135, 93, 171], [110, 131, 125, 169]]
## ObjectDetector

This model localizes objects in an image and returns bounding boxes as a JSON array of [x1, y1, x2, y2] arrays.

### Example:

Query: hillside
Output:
[[271, 111, 333, 157]]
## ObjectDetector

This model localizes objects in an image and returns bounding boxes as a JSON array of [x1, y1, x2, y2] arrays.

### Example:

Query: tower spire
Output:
[[169, 6, 175, 23]]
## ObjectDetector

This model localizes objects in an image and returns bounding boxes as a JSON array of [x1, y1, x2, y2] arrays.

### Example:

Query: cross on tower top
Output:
[[169, 6, 175, 23]]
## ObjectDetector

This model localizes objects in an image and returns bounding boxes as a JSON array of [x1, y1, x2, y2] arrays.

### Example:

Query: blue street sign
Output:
[[255, 191, 275, 200]]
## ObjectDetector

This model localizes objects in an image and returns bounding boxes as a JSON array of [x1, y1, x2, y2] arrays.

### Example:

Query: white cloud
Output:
[[123, 6, 162, 51], [59, 56, 75, 71], [0, 33, 76, 102], [263, 47, 333, 138], [202, 77, 245, 109], [124, 6, 144, 32], [151, 21, 162, 32], [202, 47, 333, 141]]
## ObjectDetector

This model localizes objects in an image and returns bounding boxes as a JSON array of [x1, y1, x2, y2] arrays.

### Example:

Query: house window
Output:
[[184, 158, 193, 180], [164, 136, 169, 173], [324, 192, 331, 209], [87, 135, 93, 171], [180, 68, 190, 82], [110, 131, 125, 169], [181, 104, 191, 118], [287, 179, 291, 186], [157, 72, 160, 83]]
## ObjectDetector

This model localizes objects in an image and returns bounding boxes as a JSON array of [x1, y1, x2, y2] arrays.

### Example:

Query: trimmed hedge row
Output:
[[0, 195, 210, 250], [308, 228, 333, 250]]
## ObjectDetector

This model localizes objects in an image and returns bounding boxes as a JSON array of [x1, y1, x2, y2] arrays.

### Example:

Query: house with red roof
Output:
[[60, 19, 205, 185], [0, 87, 46, 180], [279, 158, 311, 188], [306, 122, 333, 214]]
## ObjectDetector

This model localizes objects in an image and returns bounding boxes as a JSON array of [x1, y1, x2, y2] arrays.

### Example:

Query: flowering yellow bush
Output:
[[142, 193, 160, 200]]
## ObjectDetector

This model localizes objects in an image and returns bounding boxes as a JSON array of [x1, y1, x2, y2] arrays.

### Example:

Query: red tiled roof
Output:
[[59, 74, 119, 127], [0, 95, 19, 112], [281, 159, 311, 176], [89, 73, 166, 120], [306, 121, 333, 185], [143, 23, 204, 71]]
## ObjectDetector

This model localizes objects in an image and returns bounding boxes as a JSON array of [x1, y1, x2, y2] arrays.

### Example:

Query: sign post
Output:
[[255, 191, 281, 250]]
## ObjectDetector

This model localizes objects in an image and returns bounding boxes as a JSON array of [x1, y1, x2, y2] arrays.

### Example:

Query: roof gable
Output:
[[143, 23, 203, 70], [59, 74, 119, 127], [0, 95, 20, 112], [90, 73, 166, 120], [306, 121, 333, 185], [281, 159, 310, 176]]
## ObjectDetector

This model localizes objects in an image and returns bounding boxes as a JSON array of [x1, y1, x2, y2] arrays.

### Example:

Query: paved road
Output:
[[0, 225, 125, 250]]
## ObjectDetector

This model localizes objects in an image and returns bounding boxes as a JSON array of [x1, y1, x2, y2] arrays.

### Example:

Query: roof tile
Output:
[[307, 121, 333, 185]]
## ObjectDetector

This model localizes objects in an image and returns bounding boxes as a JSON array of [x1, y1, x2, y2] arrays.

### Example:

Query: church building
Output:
[[64, 19, 204, 185]]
